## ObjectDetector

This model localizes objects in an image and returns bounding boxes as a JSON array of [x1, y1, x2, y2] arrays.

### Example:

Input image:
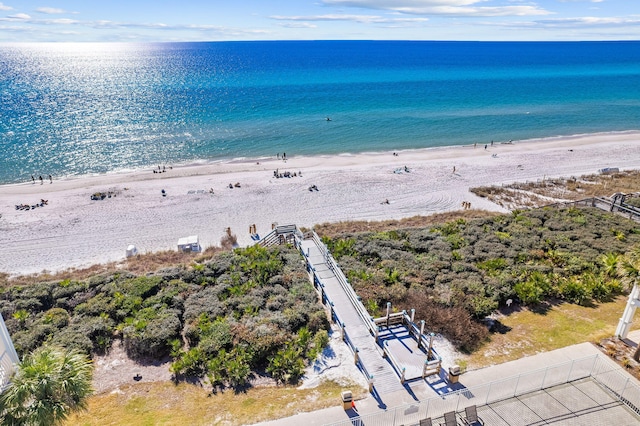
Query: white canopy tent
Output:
[[177, 235, 201, 253], [125, 245, 138, 258]]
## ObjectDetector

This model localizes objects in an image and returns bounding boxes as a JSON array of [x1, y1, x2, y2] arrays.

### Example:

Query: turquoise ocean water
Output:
[[1, 40, 639, 184]]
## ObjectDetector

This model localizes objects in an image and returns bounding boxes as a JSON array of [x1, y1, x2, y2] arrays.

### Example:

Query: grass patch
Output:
[[314, 210, 499, 238], [470, 169, 640, 210], [466, 296, 639, 369], [0, 247, 222, 288], [68, 379, 364, 426]]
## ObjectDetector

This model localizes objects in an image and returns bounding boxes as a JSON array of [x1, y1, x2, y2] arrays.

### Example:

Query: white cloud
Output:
[[277, 22, 318, 29], [48, 18, 78, 25], [536, 16, 640, 27], [0, 2, 12, 11], [6, 13, 30, 20], [321, 0, 551, 16], [36, 7, 68, 14], [324, 0, 478, 6], [271, 14, 428, 24]]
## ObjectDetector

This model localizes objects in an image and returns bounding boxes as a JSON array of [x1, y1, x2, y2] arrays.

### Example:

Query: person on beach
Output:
[[484, 144, 487, 150], [39, 175, 43, 185], [453, 166, 456, 173], [31, 175, 35, 184], [49, 174, 52, 184]]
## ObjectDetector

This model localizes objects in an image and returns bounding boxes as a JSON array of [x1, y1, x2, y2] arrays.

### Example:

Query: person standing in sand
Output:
[[49, 174, 52, 184], [39, 175, 43, 185]]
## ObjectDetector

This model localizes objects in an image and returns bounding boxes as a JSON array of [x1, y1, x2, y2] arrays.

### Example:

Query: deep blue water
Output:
[[1, 40, 639, 184]]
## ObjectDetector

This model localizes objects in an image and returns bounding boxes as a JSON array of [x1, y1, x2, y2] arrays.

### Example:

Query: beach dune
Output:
[[1, 132, 638, 275]]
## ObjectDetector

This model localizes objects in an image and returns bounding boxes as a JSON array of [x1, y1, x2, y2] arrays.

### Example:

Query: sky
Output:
[[0, 0, 637, 42]]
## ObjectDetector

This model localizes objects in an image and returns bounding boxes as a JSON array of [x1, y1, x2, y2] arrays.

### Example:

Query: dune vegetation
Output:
[[0, 245, 329, 390], [319, 206, 640, 352], [1, 203, 639, 425]]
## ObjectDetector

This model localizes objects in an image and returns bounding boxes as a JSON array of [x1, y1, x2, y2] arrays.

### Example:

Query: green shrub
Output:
[[267, 343, 305, 384], [50, 315, 114, 354], [308, 329, 330, 360], [557, 277, 590, 305], [122, 307, 181, 359], [12, 323, 57, 355], [171, 347, 207, 377], [477, 258, 508, 276], [514, 280, 545, 305], [42, 308, 69, 328], [74, 292, 116, 317]]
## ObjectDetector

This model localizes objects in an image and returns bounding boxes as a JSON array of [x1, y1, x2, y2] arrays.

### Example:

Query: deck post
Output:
[[410, 308, 415, 323], [428, 332, 435, 358], [386, 302, 391, 327], [419, 320, 425, 349]]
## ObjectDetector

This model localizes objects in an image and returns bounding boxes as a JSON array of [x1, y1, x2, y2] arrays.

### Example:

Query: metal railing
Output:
[[325, 354, 640, 426], [545, 197, 640, 222], [311, 231, 377, 337], [311, 270, 373, 381], [258, 224, 303, 247]]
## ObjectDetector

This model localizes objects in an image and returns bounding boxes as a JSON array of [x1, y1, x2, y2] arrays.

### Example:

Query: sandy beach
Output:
[[1, 131, 638, 276]]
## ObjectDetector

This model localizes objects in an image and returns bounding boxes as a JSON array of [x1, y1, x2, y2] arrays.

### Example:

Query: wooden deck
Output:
[[300, 238, 406, 395]]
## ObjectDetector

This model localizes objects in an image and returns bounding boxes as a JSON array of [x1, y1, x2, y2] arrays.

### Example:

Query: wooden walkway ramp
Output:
[[299, 237, 406, 395]]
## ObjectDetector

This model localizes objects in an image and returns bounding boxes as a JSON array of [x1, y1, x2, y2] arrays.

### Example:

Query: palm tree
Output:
[[0, 345, 93, 425], [601, 252, 621, 278], [618, 246, 640, 291]]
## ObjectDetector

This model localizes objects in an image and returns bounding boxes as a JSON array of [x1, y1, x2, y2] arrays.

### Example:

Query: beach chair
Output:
[[440, 411, 459, 426], [462, 405, 484, 426], [419, 418, 433, 426]]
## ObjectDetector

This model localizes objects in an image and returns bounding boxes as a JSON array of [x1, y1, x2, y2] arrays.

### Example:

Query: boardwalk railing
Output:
[[303, 236, 375, 383], [546, 196, 640, 222], [310, 231, 377, 338], [258, 224, 302, 247], [325, 355, 640, 426], [261, 226, 442, 385], [264, 226, 376, 382]]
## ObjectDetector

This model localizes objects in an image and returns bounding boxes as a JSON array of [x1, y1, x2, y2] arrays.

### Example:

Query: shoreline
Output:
[[1, 131, 639, 275], [3, 129, 639, 189]]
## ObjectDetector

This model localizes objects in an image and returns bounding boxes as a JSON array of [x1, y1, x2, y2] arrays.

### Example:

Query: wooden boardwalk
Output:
[[300, 238, 406, 395]]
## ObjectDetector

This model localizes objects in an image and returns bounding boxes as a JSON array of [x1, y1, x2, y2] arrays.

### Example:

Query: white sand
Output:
[[1, 131, 639, 275]]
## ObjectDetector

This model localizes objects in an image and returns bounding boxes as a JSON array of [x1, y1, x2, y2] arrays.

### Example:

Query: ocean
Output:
[[1, 40, 639, 184]]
